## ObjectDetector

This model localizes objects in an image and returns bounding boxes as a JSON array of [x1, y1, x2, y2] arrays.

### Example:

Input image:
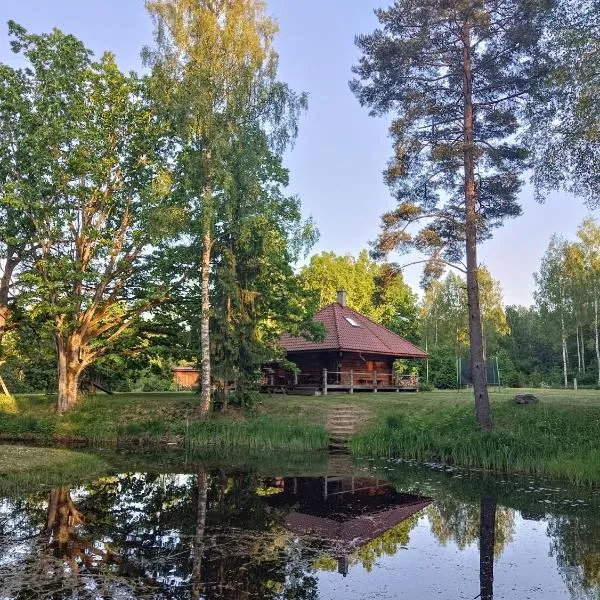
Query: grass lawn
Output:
[[2, 388, 600, 483]]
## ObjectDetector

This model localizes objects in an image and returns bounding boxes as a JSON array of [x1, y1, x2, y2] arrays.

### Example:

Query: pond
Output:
[[1, 451, 599, 599]]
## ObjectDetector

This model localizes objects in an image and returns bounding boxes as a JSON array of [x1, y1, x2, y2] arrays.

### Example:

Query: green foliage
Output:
[[420, 267, 509, 358], [0, 22, 179, 409], [429, 346, 458, 389], [528, 0, 600, 203], [0, 392, 329, 451], [300, 250, 419, 340]]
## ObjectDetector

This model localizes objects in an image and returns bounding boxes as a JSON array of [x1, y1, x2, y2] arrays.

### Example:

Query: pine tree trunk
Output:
[[595, 299, 600, 386], [199, 231, 212, 418], [55, 334, 84, 413], [479, 496, 496, 600], [191, 471, 208, 600], [561, 312, 568, 388], [462, 21, 492, 430]]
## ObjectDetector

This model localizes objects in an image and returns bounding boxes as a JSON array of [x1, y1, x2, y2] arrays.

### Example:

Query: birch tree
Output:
[[535, 236, 571, 388], [144, 0, 304, 417], [574, 219, 600, 385]]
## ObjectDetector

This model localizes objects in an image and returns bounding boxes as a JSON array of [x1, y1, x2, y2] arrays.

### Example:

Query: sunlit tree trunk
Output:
[[55, 330, 86, 413], [479, 496, 496, 600], [0, 253, 18, 397], [462, 20, 492, 430], [200, 230, 212, 418]]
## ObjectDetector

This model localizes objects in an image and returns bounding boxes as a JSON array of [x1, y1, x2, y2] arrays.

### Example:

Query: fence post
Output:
[[373, 370, 378, 393], [323, 368, 328, 396], [349, 369, 354, 394]]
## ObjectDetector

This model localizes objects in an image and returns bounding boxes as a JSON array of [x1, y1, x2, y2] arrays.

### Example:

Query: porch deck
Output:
[[261, 369, 420, 395]]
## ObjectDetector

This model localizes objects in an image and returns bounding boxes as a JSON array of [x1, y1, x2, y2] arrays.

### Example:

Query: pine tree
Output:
[[351, 0, 553, 429]]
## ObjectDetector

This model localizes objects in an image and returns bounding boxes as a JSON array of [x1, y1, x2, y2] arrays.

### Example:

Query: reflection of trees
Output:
[[310, 515, 420, 574], [192, 471, 207, 600], [549, 514, 600, 600], [0, 471, 322, 599], [426, 496, 514, 558], [46, 486, 84, 557], [350, 515, 419, 572], [0, 484, 164, 598]]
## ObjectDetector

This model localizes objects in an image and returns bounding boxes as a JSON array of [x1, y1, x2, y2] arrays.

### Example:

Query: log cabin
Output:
[[264, 290, 428, 394]]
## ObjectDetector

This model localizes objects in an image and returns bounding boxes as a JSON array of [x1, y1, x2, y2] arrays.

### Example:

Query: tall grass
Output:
[[350, 400, 600, 485], [184, 417, 329, 451], [0, 393, 330, 452]]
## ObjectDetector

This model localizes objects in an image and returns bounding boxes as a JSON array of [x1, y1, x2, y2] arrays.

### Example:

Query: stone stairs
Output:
[[326, 405, 369, 449]]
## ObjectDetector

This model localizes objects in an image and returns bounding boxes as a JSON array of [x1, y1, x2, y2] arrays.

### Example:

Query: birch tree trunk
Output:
[[561, 312, 568, 389], [594, 298, 600, 385], [581, 324, 586, 372], [199, 149, 213, 419], [462, 20, 492, 430], [200, 230, 212, 418], [576, 323, 581, 372]]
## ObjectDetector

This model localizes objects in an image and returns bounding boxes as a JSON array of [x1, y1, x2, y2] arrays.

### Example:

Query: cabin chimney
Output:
[[337, 290, 347, 306]]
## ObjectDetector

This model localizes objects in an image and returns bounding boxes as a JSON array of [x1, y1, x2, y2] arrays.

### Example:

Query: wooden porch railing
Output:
[[320, 369, 419, 395]]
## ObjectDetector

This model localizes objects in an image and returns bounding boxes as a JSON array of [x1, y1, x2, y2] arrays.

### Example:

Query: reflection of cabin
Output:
[[264, 290, 428, 394], [264, 475, 431, 575], [171, 366, 199, 390]]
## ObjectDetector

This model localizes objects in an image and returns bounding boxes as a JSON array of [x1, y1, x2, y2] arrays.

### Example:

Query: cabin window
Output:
[[344, 316, 360, 327]]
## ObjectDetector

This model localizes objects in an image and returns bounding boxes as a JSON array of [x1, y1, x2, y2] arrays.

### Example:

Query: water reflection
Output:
[[0, 456, 599, 599]]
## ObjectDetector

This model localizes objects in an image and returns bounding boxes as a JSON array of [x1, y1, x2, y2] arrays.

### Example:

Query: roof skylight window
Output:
[[344, 316, 360, 327]]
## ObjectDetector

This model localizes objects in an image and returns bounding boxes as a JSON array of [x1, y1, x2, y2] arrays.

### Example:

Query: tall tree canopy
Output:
[[529, 0, 600, 203], [351, 0, 553, 428], [144, 0, 314, 412], [0, 23, 177, 412], [299, 250, 419, 340]]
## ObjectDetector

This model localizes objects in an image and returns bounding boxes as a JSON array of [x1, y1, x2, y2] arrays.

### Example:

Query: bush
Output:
[[429, 347, 457, 389]]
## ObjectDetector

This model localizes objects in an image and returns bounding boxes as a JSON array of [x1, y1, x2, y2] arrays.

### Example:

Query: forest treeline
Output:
[[299, 219, 600, 391]]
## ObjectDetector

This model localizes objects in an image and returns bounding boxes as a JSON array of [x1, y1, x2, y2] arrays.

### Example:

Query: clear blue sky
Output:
[[0, 1, 595, 306]]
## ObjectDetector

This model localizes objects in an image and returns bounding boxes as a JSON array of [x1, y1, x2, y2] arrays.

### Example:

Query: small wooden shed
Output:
[[172, 366, 199, 390], [265, 290, 427, 394]]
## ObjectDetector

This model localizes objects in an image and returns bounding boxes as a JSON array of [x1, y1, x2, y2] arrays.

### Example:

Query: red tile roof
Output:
[[280, 302, 428, 358]]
